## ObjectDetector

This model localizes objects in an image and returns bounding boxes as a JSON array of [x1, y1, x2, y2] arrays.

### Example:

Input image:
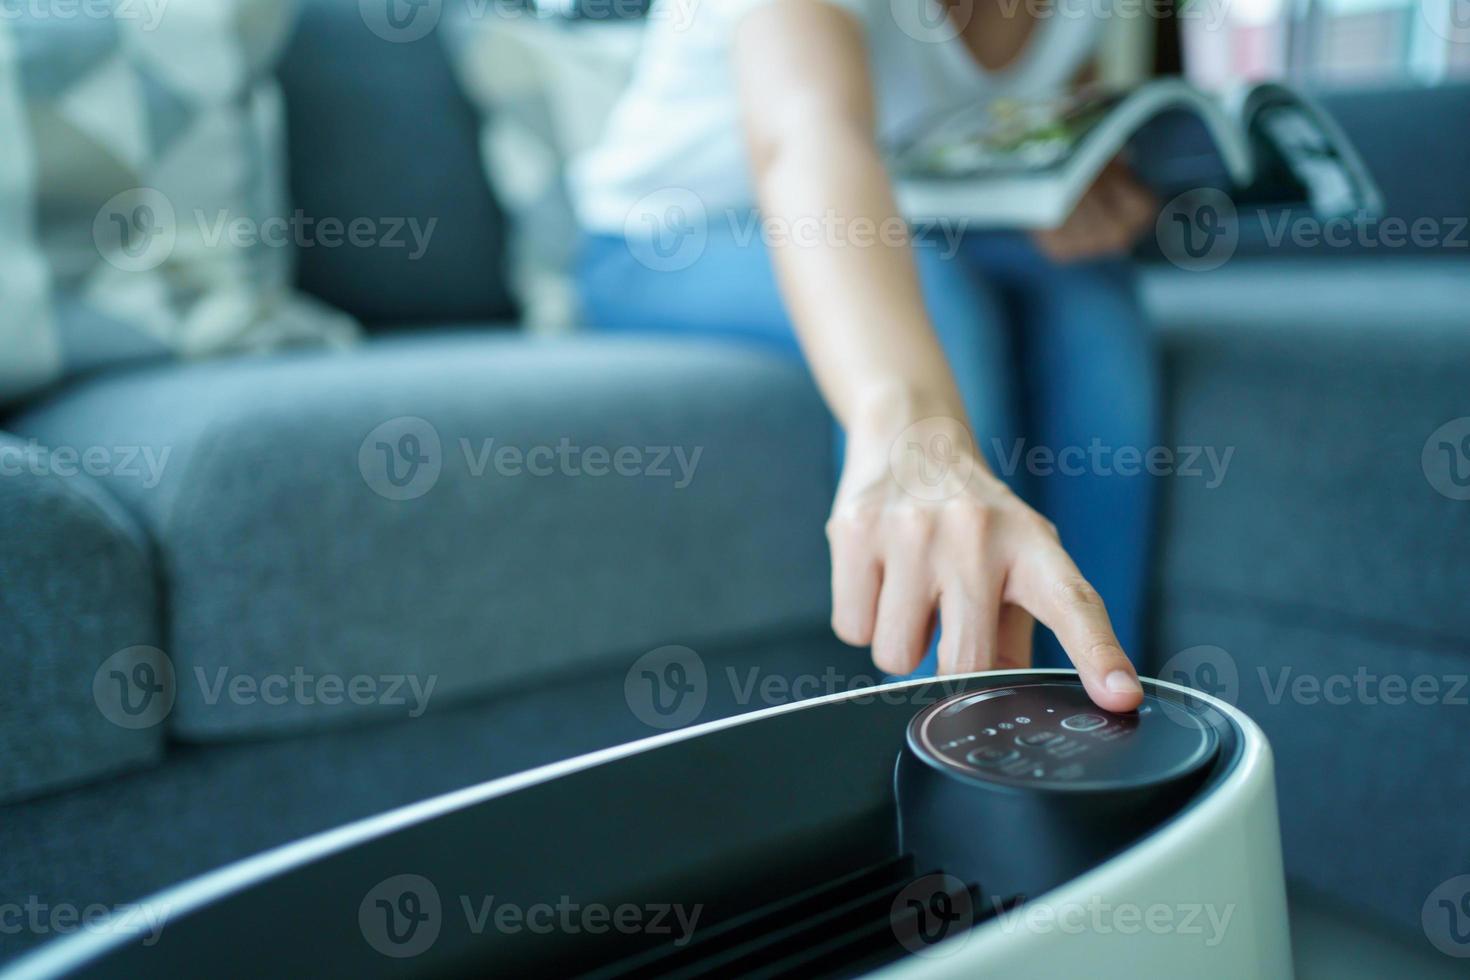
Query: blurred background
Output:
[[0, 0, 1466, 975]]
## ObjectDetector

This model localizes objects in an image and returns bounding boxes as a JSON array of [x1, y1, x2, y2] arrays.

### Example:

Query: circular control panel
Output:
[[908, 682, 1218, 792]]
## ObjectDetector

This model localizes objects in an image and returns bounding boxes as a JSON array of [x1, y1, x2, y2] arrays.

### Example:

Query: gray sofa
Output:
[[1138, 82, 1470, 938], [1, 2, 1466, 966]]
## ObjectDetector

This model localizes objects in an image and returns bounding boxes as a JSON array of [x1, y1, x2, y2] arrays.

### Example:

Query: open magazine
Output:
[[889, 80, 1382, 229]]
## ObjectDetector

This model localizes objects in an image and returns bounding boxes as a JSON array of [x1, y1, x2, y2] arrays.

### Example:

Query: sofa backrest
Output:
[[1320, 83, 1470, 237], [277, 0, 519, 327], [1143, 82, 1470, 261]]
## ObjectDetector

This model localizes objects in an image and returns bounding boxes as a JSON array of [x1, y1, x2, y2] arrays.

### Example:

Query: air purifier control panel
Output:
[[908, 682, 1218, 792], [897, 679, 1226, 902]]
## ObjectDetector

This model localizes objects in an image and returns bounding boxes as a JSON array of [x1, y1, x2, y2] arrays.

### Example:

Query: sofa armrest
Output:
[[7, 335, 835, 739], [0, 433, 162, 804]]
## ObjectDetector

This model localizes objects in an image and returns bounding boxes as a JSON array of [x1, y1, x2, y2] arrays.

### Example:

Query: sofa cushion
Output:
[[7, 334, 834, 739], [0, 626, 856, 963], [0, 0, 358, 408], [1282, 85, 1470, 258], [277, 0, 517, 325], [1153, 605, 1470, 935], [443, 14, 641, 331], [1142, 256, 1470, 631], [0, 433, 162, 804], [1143, 255, 1470, 933], [1141, 256, 1470, 333]]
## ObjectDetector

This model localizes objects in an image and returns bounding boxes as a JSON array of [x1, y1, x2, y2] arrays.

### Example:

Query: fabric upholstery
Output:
[[1140, 257, 1470, 333], [7, 333, 834, 739], [0, 433, 161, 805], [1308, 84, 1470, 256], [0, 0, 357, 407], [1153, 606, 1470, 935], [1144, 256, 1470, 933], [0, 628, 859, 961], [276, 0, 518, 325], [443, 14, 641, 331], [1142, 257, 1470, 631]]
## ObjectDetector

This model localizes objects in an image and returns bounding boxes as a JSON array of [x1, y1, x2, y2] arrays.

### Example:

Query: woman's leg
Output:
[[908, 234, 1024, 492], [577, 228, 800, 355], [963, 235, 1158, 668], [579, 228, 1022, 470]]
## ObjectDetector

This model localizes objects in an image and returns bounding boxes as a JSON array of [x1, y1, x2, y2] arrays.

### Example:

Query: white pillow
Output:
[[0, 0, 357, 406], [444, 13, 642, 333]]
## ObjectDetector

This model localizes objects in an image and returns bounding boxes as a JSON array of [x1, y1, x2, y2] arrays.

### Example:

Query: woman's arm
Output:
[[732, 0, 1143, 711]]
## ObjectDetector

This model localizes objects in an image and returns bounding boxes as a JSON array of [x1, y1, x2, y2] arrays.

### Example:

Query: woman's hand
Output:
[[827, 410, 1144, 713], [733, 2, 1142, 711], [1031, 160, 1157, 264]]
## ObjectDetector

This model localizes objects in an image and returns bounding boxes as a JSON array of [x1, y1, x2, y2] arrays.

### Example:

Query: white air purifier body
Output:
[[5, 669, 1290, 979]]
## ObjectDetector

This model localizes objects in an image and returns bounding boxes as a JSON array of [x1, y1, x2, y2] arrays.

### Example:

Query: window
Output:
[[1181, 0, 1470, 86]]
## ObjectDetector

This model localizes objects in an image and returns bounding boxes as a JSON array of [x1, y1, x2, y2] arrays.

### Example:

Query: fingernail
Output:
[[1105, 670, 1142, 695]]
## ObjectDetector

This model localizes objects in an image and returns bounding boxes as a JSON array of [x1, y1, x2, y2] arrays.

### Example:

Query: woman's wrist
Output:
[[842, 381, 991, 478], [846, 381, 961, 442]]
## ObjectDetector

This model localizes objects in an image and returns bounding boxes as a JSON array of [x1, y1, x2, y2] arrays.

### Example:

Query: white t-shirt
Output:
[[569, 0, 1103, 234]]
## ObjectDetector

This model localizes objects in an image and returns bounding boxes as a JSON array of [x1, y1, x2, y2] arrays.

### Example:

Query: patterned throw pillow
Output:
[[444, 13, 641, 333], [0, 0, 357, 407]]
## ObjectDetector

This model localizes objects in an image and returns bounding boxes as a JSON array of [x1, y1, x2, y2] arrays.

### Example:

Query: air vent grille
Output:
[[581, 855, 1017, 980]]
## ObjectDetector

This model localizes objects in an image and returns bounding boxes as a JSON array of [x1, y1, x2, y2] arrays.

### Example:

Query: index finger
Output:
[[1006, 545, 1143, 712]]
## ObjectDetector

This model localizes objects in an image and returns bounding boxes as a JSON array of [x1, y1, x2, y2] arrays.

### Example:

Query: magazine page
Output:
[[1230, 83, 1385, 218], [890, 81, 1254, 227], [889, 89, 1130, 180]]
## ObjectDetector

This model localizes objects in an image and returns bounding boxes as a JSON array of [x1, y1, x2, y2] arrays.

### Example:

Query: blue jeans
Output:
[[576, 222, 1157, 671]]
